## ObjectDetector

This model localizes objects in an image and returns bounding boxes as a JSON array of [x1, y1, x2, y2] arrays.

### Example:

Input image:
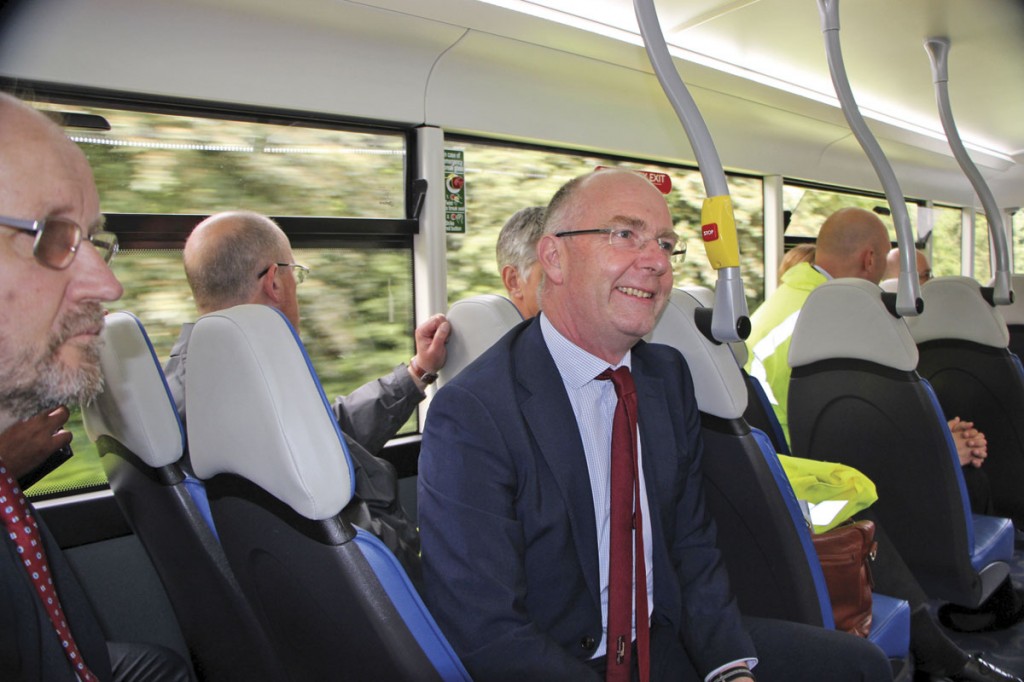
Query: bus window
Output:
[[22, 99, 414, 498], [782, 184, 907, 245], [975, 213, 992, 283], [930, 205, 963, 278], [445, 138, 765, 309], [1014, 210, 1024, 273]]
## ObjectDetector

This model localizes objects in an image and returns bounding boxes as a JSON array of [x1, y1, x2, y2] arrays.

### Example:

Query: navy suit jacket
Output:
[[419, 317, 753, 681], [0, 509, 113, 681]]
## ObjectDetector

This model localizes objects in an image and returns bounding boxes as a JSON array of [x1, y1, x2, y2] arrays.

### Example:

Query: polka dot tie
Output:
[[0, 464, 98, 681]]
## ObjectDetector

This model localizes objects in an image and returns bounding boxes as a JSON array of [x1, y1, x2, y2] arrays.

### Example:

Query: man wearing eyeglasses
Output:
[[0, 93, 192, 680], [883, 247, 933, 286], [165, 210, 449, 577], [418, 169, 891, 681]]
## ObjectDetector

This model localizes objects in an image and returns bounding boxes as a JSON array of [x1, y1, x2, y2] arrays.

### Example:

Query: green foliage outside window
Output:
[[930, 206, 963, 278], [1015, 211, 1024, 272], [26, 102, 411, 497], [975, 214, 992, 282], [443, 140, 765, 311]]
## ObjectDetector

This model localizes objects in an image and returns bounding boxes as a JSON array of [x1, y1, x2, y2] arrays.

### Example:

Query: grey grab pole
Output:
[[634, 0, 751, 343], [818, 0, 923, 317], [924, 37, 1013, 305]]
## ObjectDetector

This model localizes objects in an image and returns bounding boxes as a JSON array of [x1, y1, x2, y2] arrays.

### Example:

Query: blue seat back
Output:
[[82, 311, 283, 681], [648, 289, 834, 626], [907, 276, 1024, 527], [788, 278, 1013, 607], [186, 304, 470, 681]]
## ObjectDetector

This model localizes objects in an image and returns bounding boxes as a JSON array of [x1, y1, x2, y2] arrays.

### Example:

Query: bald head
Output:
[[0, 93, 123, 426], [183, 211, 292, 315], [814, 207, 891, 284], [885, 248, 931, 283]]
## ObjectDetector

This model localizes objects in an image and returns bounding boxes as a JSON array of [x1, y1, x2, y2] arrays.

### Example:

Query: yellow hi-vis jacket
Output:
[[744, 262, 826, 444]]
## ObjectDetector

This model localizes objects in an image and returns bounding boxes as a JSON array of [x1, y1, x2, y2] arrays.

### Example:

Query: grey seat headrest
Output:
[[186, 304, 354, 521], [789, 278, 918, 371], [647, 288, 748, 420], [440, 294, 522, 387], [906, 276, 1009, 348], [83, 311, 184, 468]]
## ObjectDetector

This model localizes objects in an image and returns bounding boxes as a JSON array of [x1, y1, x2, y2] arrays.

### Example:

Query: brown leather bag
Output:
[[811, 519, 877, 637]]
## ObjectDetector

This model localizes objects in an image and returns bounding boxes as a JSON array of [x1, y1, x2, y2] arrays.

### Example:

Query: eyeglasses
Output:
[[554, 227, 686, 263], [257, 262, 310, 285], [0, 214, 118, 270]]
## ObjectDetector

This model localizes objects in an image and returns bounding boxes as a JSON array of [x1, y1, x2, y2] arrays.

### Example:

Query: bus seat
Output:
[[788, 278, 1013, 607], [879, 277, 898, 293], [649, 289, 911, 661], [676, 286, 791, 453], [905, 276, 1024, 527], [82, 311, 283, 682], [185, 304, 471, 682], [439, 294, 522, 387], [999, 274, 1024, 360]]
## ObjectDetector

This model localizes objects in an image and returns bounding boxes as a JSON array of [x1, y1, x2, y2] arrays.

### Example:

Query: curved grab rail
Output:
[[924, 37, 1013, 305], [817, 0, 922, 317], [634, 0, 750, 343]]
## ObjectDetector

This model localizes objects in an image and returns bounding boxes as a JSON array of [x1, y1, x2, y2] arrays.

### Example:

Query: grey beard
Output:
[[0, 344, 104, 419], [0, 305, 106, 419]]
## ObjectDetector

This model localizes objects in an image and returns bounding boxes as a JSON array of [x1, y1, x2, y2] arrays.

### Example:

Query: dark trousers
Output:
[[585, 617, 892, 682], [854, 508, 969, 675], [107, 642, 193, 682]]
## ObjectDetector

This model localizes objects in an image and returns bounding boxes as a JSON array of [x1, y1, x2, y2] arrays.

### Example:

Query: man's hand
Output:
[[949, 416, 987, 468], [0, 406, 73, 480], [409, 314, 451, 387]]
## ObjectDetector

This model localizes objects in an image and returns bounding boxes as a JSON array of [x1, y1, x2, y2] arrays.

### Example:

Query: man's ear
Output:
[[537, 234, 564, 286], [257, 264, 281, 304], [862, 248, 877, 277], [501, 265, 522, 302]]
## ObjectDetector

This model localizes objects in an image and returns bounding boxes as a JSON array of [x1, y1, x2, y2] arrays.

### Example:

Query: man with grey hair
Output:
[[0, 92, 191, 681], [166, 210, 450, 575], [496, 205, 545, 318]]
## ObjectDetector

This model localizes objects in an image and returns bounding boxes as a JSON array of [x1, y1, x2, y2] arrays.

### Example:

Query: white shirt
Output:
[[540, 314, 757, 680], [540, 314, 654, 659]]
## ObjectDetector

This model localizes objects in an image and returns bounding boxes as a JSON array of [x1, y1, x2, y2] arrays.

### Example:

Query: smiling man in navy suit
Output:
[[418, 169, 892, 681]]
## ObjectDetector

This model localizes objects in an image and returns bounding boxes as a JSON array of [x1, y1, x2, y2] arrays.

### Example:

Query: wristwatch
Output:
[[411, 357, 438, 385]]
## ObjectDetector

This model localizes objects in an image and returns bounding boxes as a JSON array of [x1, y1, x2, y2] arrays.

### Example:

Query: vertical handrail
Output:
[[818, 0, 923, 317], [924, 37, 1013, 305], [634, 0, 750, 343]]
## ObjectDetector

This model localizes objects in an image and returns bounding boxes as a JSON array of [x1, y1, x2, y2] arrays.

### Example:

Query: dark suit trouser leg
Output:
[[741, 616, 892, 682], [107, 642, 193, 682], [854, 509, 970, 675], [648, 618, 891, 682]]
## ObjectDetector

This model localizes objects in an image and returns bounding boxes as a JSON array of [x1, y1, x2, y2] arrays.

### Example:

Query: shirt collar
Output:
[[539, 313, 632, 389]]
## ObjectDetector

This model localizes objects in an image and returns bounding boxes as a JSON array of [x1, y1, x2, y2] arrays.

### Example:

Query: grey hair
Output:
[[496, 206, 546, 278], [184, 211, 291, 313]]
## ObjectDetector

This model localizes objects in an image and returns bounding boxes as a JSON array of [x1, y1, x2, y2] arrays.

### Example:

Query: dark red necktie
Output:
[[0, 464, 98, 681], [597, 367, 650, 682]]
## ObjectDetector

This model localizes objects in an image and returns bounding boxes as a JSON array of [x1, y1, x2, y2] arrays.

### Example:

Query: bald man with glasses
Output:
[[166, 210, 450, 577]]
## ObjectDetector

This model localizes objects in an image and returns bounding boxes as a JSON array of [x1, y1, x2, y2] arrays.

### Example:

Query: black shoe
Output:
[[939, 585, 1024, 633], [949, 654, 1023, 682]]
